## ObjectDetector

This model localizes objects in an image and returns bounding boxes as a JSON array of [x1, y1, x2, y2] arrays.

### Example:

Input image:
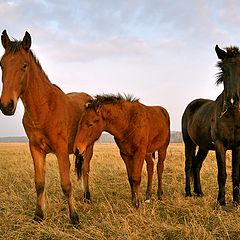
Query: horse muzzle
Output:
[[73, 144, 86, 157], [0, 99, 16, 116]]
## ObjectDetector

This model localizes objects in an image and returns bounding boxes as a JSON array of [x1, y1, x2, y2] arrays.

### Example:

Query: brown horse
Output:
[[73, 94, 170, 207], [0, 30, 93, 224], [182, 45, 240, 205]]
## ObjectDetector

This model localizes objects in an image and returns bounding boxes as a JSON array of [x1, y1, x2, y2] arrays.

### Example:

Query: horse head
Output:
[[216, 45, 240, 110], [73, 105, 104, 156], [0, 30, 31, 115]]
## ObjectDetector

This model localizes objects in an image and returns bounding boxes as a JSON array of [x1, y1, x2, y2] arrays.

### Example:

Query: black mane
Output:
[[86, 93, 139, 110], [216, 46, 240, 85]]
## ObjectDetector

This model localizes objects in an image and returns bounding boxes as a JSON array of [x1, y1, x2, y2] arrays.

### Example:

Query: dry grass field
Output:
[[0, 142, 240, 239]]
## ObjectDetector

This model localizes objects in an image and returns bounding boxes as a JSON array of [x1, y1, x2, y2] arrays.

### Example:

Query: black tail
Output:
[[75, 153, 84, 180]]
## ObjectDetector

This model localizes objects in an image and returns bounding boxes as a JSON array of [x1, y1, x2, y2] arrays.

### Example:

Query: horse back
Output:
[[182, 98, 215, 150]]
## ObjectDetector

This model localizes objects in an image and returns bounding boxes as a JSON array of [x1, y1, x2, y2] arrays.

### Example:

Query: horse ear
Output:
[[1, 30, 10, 49], [215, 45, 227, 60], [22, 31, 31, 51]]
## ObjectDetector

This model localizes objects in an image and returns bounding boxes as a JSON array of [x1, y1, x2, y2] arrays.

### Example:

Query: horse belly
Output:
[[146, 129, 170, 154]]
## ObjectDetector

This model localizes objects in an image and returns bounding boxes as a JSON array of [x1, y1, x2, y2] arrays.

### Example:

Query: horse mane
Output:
[[216, 46, 240, 85], [4, 39, 50, 82], [86, 93, 139, 110]]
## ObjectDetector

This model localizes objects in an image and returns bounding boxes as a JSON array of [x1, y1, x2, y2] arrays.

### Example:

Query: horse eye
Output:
[[88, 123, 93, 128], [23, 63, 28, 69]]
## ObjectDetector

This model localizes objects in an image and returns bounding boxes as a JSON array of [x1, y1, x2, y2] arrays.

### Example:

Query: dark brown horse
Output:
[[73, 94, 170, 207], [182, 45, 240, 205], [0, 30, 93, 224]]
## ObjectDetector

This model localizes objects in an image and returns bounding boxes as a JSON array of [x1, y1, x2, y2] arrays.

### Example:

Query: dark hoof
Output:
[[132, 198, 140, 209], [83, 192, 92, 203], [218, 200, 226, 206], [185, 192, 192, 197], [194, 192, 204, 197], [33, 214, 44, 222], [158, 195, 163, 201], [34, 208, 44, 222], [70, 212, 79, 226], [83, 198, 92, 204]]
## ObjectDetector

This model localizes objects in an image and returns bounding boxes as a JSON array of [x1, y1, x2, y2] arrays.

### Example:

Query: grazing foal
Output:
[[74, 94, 170, 207]]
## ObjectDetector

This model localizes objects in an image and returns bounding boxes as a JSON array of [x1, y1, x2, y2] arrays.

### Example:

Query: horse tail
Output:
[[75, 153, 84, 180]]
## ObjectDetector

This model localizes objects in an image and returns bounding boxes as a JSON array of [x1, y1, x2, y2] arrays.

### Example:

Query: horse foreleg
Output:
[[57, 151, 79, 225], [120, 153, 134, 204], [215, 141, 227, 206], [131, 151, 145, 208], [82, 144, 93, 203], [232, 148, 240, 204], [145, 153, 154, 203], [29, 143, 46, 221], [121, 149, 145, 208], [157, 148, 167, 200]]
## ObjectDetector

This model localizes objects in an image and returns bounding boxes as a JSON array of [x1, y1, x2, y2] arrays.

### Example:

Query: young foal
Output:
[[0, 30, 93, 224], [74, 94, 170, 207]]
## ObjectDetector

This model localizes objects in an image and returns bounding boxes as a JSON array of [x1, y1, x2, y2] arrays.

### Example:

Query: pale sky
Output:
[[0, 0, 239, 137]]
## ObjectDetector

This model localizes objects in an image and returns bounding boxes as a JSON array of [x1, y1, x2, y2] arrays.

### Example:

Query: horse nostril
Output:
[[1, 99, 15, 115], [5, 99, 14, 112], [8, 99, 14, 110]]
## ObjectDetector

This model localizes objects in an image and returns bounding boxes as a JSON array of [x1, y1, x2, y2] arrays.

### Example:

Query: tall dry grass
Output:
[[0, 143, 240, 239]]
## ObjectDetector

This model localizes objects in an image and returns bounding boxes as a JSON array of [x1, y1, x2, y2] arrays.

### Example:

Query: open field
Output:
[[0, 143, 240, 239]]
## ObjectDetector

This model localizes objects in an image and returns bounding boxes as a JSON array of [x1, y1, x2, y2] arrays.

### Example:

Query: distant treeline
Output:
[[0, 131, 183, 143]]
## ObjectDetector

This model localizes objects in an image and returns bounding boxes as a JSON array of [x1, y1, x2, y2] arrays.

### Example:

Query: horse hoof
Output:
[[83, 198, 92, 204], [34, 209, 44, 222], [70, 212, 80, 226], [33, 215, 44, 222], [185, 192, 192, 197], [218, 200, 226, 206], [194, 192, 204, 197], [84, 192, 92, 203]]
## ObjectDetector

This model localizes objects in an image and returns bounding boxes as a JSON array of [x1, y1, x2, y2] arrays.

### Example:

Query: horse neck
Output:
[[21, 58, 59, 112], [101, 103, 129, 139]]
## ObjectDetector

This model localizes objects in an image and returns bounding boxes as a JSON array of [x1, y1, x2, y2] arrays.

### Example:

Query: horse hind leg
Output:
[[192, 148, 208, 196], [184, 140, 196, 197], [145, 153, 154, 203], [157, 147, 167, 200]]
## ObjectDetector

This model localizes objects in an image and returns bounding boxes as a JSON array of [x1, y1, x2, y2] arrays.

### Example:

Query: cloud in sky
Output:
[[0, 0, 239, 136]]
